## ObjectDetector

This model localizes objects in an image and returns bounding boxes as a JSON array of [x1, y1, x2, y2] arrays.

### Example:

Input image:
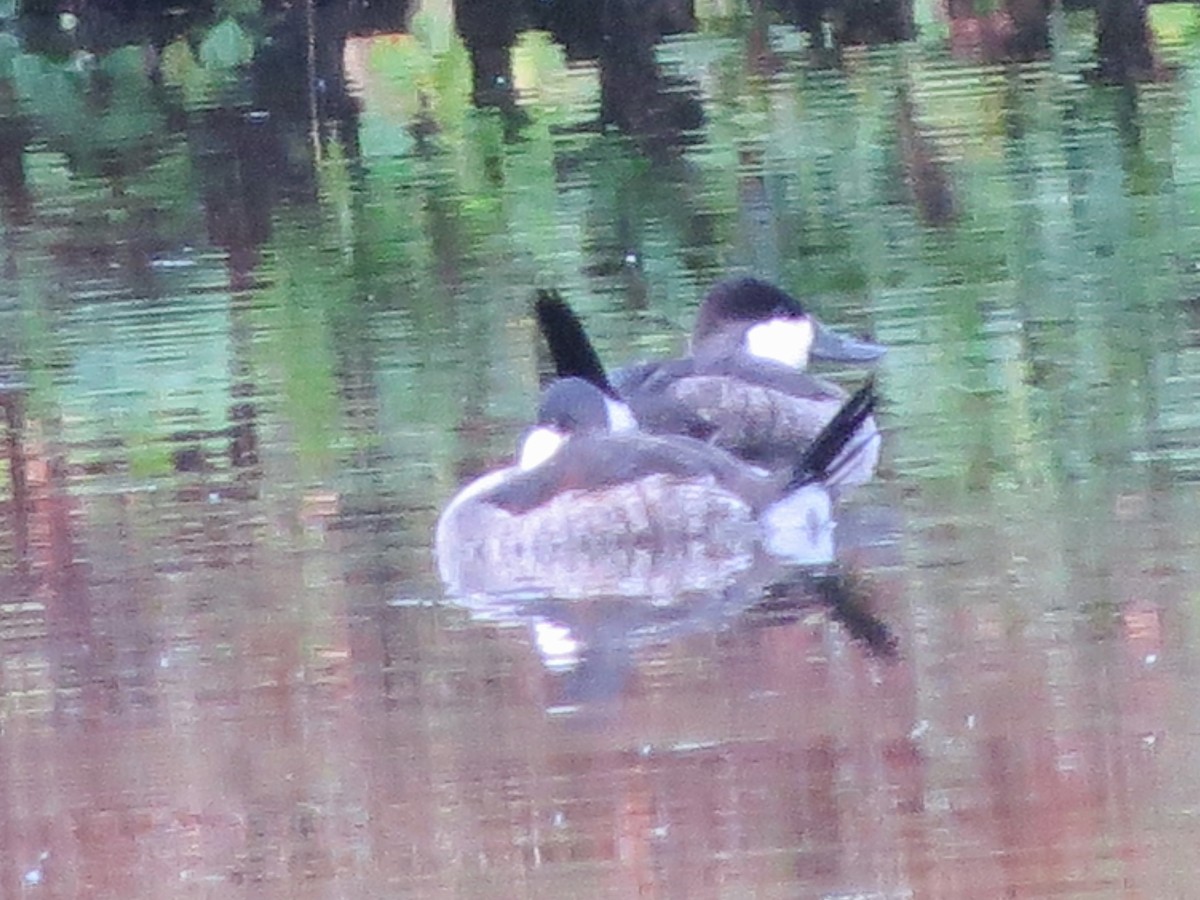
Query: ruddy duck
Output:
[[435, 375, 877, 597], [536, 278, 884, 481]]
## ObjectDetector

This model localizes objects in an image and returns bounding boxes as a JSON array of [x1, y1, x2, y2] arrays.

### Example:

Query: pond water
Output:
[[3, 3, 1200, 898]]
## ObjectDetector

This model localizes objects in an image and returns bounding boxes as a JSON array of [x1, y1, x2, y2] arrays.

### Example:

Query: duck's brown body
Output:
[[435, 431, 784, 596], [615, 353, 876, 477]]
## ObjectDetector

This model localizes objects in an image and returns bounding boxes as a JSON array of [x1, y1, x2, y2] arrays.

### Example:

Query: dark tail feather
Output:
[[534, 290, 617, 398], [786, 377, 879, 491]]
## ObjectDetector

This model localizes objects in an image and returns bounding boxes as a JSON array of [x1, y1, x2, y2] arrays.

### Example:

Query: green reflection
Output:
[[0, 6, 1196, 546]]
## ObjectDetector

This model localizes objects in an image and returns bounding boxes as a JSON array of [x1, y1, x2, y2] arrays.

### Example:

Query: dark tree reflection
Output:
[[1096, 0, 1160, 83], [771, 0, 914, 47]]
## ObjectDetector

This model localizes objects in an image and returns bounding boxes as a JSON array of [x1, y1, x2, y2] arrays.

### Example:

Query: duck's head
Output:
[[519, 377, 614, 470], [693, 277, 886, 369]]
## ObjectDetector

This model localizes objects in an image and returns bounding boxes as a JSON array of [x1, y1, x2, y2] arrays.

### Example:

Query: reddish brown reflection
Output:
[[3, 461, 1200, 898]]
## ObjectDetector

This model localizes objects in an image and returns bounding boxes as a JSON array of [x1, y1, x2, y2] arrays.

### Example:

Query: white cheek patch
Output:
[[604, 397, 638, 432], [518, 426, 565, 470], [745, 317, 814, 369]]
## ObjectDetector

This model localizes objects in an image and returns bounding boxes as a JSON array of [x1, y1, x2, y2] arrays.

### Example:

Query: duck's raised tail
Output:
[[785, 377, 879, 492], [535, 290, 618, 398]]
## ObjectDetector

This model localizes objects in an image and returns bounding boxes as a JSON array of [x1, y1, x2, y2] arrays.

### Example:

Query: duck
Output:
[[434, 374, 877, 598], [535, 277, 885, 482]]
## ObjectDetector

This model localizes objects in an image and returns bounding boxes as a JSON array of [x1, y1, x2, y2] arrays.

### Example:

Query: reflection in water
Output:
[[1, 379, 30, 568], [3, 2, 1200, 898], [444, 560, 897, 708], [893, 84, 959, 228]]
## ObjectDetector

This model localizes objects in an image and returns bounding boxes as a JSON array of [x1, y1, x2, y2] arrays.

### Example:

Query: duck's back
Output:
[[435, 433, 762, 596], [618, 355, 869, 471]]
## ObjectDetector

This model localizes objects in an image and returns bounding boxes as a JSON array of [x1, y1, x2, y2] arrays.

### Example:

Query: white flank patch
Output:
[[533, 619, 583, 671], [605, 396, 638, 432], [745, 317, 814, 369], [519, 426, 565, 470]]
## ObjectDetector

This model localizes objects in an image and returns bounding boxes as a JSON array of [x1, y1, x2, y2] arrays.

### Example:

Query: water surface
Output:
[[3, 4, 1200, 898]]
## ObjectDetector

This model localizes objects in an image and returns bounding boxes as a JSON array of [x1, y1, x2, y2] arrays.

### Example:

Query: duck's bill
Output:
[[810, 322, 887, 362]]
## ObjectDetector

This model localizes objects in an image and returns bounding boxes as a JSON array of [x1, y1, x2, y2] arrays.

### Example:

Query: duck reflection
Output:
[[445, 557, 896, 708]]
